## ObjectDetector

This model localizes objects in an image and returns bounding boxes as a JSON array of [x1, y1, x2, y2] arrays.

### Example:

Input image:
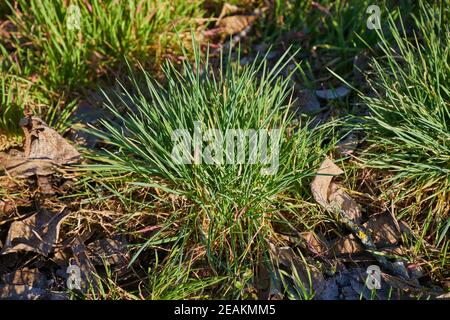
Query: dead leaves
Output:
[[331, 212, 409, 256], [269, 243, 325, 299], [315, 86, 350, 100], [0, 268, 48, 300], [216, 15, 257, 37], [0, 116, 80, 195], [21, 116, 80, 164], [87, 238, 128, 266], [214, 3, 257, 36], [311, 158, 415, 281], [204, 2, 264, 51], [1, 208, 70, 256], [311, 158, 362, 223]]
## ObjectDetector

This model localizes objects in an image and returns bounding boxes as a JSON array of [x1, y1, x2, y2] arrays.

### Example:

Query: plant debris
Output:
[[0, 116, 81, 195], [1, 208, 70, 256]]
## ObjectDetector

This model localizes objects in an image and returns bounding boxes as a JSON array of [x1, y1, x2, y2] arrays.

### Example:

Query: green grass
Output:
[[81, 46, 333, 297], [0, 71, 77, 143], [264, 1, 414, 80], [0, 74, 27, 138], [0, 0, 448, 299], [2, 0, 205, 93], [360, 3, 449, 222], [0, 0, 207, 142], [328, 1, 449, 279]]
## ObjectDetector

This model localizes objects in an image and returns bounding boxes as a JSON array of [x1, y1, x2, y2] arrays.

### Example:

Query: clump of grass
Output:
[[347, 2, 449, 268], [0, 74, 26, 138], [84, 47, 332, 296], [263, 0, 418, 85], [0, 72, 77, 142], [362, 3, 449, 212], [5, 0, 205, 92]]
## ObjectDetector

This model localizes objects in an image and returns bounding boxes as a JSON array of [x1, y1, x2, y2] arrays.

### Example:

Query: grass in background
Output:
[[0, 71, 77, 145], [0, 74, 27, 138], [0, 0, 206, 144], [327, 2, 449, 279], [263, 0, 418, 85], [3, 0, 205, 93], [361, 3, 449, 221], [82, 47, 333, 297]]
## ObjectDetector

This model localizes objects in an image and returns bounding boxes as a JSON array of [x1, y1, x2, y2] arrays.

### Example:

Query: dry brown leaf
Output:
[[331, 213, 410, 256], [255, 263, 271, 300], [2, 157, 55, 178], [0, 267, 68, 300], [215, 3, 241, 25], [293, 89, 321, 115], [336, 133, 359, 156], [0, 117, 80, 194], [436, 292, 450, 300], [1, 208, 70, 256], [328, 182, 362, 223], [331, 234, 364, 255], [269, 243, 325, 298], [311, 158, 362, 223], [217, 15, 256, 36], [0, 284, 48, 300], [1, 268, 47, 287], [365, 213, 404, 246], [0, 117, 80, 177], [87, 238, 128, 267], [301, 231, 330, 256], [71, 237, 100, 293], [316, 86, 350, 100], [21, 117, 80, 164], [311, 158, 343, 207]]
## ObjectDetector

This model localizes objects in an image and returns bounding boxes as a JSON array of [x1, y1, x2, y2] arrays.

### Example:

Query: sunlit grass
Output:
[[82, 46, 334, 296]]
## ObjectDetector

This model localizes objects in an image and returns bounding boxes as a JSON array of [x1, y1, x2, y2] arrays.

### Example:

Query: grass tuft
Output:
[[84, 47, 333, 295]]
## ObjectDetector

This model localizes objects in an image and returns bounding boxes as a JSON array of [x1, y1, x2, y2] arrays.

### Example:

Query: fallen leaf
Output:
[[436, 292, 450, 300], [331, 234, 364, 255], [0, 284, 48, 300], [328, 182, 363, 223], [332, 212, 410, 256], [217, 15, 256, 36], [215, 3, 240, 25], [311, 158, 343, 207], [301, 231, 330, 256], [0, 267, 67, 300], [269, 243, 325, 299], [87, 238, 129, 267], [1, 208, 70, 256], [70, 237, 100, 294], [365, 213, 405, 247], [380, 272, 422, 297], [21, 116, 80, 164], [311, 158, 362, 223], [294, 89, 321, 115], [0, 199, 16, 217], [316, 86, 350, 100], [1, 268, 47, 287]]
